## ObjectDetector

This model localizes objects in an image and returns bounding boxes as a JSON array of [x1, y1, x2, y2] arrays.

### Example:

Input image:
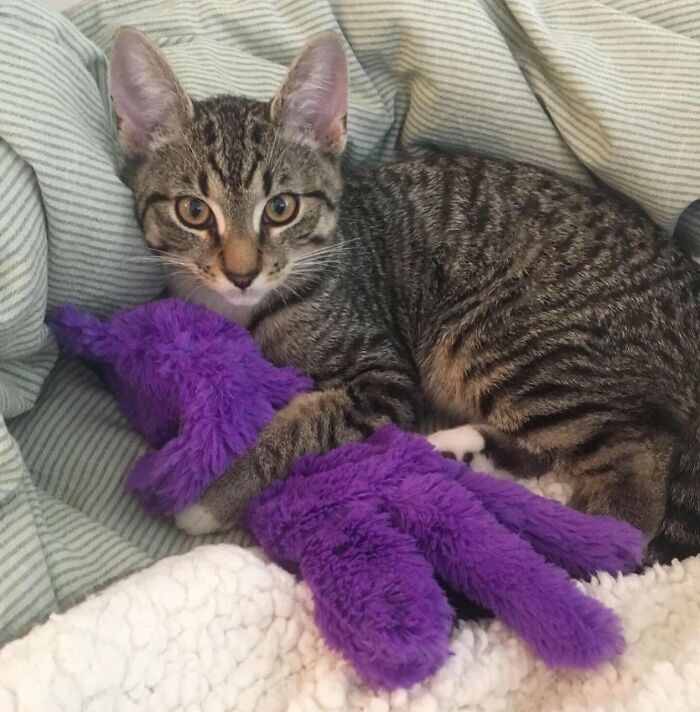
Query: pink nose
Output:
[[224, 269, 259, 291]]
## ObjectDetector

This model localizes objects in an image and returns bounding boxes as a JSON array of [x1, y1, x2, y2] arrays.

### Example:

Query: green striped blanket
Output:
[[2, 0, 700, 642]]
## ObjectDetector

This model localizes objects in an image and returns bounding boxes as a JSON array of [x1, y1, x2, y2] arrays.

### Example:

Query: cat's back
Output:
[[342, 150, 700, 304], [341, 152, 700, 396], [344, 151, 663, 250]]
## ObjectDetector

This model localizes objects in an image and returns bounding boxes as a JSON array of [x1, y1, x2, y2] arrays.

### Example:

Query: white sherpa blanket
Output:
[[2, 476, 700, 712]]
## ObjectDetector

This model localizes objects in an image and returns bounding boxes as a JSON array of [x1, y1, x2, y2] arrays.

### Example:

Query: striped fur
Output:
[[114, 31, 700, 562]]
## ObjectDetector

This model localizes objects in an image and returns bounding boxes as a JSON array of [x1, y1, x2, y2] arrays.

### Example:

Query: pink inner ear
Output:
[[112, 63, 159, 146], [110, 31, 184, 154], [281, 33, 348, 154]]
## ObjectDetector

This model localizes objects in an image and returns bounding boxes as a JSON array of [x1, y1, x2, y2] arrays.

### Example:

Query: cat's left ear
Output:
[[110, 27, 193, 156], [271, 32, 348, 155]]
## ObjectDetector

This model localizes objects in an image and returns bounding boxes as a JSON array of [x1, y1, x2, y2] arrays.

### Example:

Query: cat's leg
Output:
[[427, 424, 552, 478], [567, 438, 670, 540], [176, 362, 422, 535]]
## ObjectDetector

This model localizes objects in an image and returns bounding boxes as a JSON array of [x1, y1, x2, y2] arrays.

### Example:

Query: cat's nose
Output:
[[224, 269, 260, 291]]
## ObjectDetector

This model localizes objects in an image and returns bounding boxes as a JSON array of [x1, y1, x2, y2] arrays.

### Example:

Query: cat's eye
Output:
[[263, 194, 299, 226], [175, 196, 214, 229]]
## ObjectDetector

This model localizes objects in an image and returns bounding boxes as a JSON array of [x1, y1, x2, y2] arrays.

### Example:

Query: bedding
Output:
[[2, 0, 700, 708]]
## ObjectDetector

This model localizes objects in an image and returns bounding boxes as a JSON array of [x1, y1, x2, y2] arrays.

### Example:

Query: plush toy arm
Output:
[[389, 472, 626, 669], [453, 466, 644, 579], [48, 305, 110, 360], [126, 382, 270, 517], [126, 429, 225, 517], [249, 495, 452, 691]]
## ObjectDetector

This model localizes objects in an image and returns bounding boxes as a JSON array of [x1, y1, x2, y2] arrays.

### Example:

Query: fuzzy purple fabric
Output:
[[248, 426, 643, 688], [50, 298, 644, 690], [49, 299, 312, 515]]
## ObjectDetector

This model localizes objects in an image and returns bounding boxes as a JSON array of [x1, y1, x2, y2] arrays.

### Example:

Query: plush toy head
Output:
[[50, 299, 312, 515], [50, 298, 644, 690]]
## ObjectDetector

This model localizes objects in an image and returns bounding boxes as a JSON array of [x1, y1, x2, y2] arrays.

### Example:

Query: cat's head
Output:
[[110, 28, 347, 308]]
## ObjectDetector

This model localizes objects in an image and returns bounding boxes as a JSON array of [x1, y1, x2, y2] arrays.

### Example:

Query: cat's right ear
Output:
[[271, 32, 348, 155], [110, 27, 192, 156]]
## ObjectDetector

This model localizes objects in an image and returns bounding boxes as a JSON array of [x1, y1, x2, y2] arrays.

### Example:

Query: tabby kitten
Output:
[[111, 28, 700, 562]]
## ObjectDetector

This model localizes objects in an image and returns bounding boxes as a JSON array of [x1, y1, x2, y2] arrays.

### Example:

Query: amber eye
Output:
[[175, 197, 214, 229], [262, 194, 299, 226]]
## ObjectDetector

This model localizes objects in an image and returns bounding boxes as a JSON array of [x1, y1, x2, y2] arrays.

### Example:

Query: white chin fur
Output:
[[165, 270, 267, 326], [174, 503, 222, 535], [221, 287, 268, 307]]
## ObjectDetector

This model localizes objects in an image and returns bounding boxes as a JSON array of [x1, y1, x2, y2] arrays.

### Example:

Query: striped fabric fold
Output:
[[1, 0, 699, 641]]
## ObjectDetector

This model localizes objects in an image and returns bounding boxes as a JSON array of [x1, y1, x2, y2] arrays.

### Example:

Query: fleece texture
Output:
[[49, 299, 312, 515], [51, 299, 643, 689], [2, 538, 700, 712]]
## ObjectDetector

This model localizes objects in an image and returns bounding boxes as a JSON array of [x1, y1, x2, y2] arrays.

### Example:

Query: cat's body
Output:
[[111, 29, 700, 562]]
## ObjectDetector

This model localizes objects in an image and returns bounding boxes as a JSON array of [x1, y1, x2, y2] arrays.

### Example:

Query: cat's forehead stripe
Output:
[[251, 122, 263, 145], [262, 170, 273, 197], [243, 156, 260, 191], [198, 171, 209, 197], [202, 119, 216, 147], [208, 153, 226, 187]]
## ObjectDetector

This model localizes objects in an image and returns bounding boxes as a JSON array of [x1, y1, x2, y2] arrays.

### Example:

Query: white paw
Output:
[[471, 452, 507, 477], [174, 503, 222, 536], [427, 425, 485, 461]]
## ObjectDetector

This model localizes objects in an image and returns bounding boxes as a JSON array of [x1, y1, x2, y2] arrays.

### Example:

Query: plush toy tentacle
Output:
[[246, 428, 419, 562], [389, 472, 626, 669], [451, 466, 644, 579], [297, 510, 453, 690], [380, 427, 642, 579], [248, 467, 453, 690]]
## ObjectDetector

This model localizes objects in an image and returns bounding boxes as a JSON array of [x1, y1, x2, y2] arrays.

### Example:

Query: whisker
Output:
[[292, 250, 351, 267], [159, 257, 196, 267], [165, 270, 197, 280], [291, 258, 344, 270], [149, 247, 185, 257], [162, 261, 200, 273], [181, 278, 205, 303], [126, 255, 192, 267], [294, 238, 360, 258], [290, 264, 349, 278], [144, 248, 199, 267]]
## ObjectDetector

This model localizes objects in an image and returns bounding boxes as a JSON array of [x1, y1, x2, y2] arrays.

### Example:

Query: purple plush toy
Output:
[[50, 298, 643, 690], [50, 299, 312, 516]]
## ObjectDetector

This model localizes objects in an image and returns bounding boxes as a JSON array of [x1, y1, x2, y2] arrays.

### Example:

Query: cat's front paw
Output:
[[173, 449, 270, 535], [174, 502, 227, 535], [427, 425, 486, 463]]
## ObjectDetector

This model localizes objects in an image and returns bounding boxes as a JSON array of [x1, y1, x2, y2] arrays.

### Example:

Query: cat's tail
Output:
[[647, 430, 700, 564]]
